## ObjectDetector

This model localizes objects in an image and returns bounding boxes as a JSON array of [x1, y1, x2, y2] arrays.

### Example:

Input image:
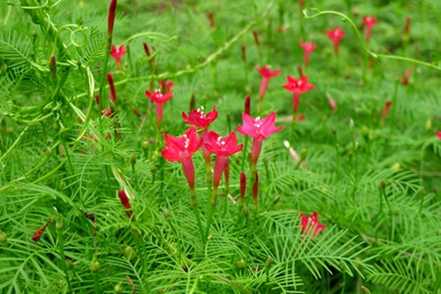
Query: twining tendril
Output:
[[303, 8, 441, 71]]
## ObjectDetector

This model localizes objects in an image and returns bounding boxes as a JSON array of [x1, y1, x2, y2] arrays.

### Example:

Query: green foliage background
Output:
[[0, 0, 441, 293]]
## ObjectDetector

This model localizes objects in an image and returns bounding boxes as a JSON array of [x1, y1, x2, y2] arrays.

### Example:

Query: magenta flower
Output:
[[299, 41, 316, 66], [327, 27, 345, 55], [182, 107, 218, 131], [162, 128, 201, 191], [436, 131, 441, 140], [300, 212, 325, 237], [203, 131, 243, 190], [283, 75, 314, 114], [363, 16, 377, 41], [145, 90, 173, 127], [237, 112, 282, 165], [257, 65, 281, 99], [111, 44, 126, 67]]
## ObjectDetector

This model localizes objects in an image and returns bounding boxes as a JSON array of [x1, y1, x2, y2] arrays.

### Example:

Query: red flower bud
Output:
[[240, 172, 247, 199], [252, 31, 260, 46], [403, 16, 411, 37], [107, 73, 117, 103], [107, 0, 117, 36], [400, 69, 412, 86], [252, 172, 259, 205], [206, 12, 216, 29], [381, 100, 393, 122], [32, 223, 48, 241], [118, 189, 133, 218], [143, 42, 152, 57], [241, 44, 247, 63], [244, 95, 251, 115]]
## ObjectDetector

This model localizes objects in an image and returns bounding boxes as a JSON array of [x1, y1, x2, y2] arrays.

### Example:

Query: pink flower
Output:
[[327, 27, 345, 55], [283, 75, 314, 114], [237, 112, 282, 165], [118, 189, 132, 218], [300, 211, 325, 237], [182, 107, 218, 131], [363, 16, 377, 41], [203, 131, 243, 190], [162, 128, 201, 190], [145, 89, 173, 127], [299, 41, 316, 66], [436, 131, 441, 140], [111, 44, 126, 67], [257, 65, 281, 99]]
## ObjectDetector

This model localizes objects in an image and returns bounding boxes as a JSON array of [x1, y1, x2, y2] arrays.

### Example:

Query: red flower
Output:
[[300, 212, 325, 237], [32, 223, 48, 241], [162, 128, 201, 190], [182, 107, 218, 131], [203, 131, 243, 190], [257, 65, 281, 99], [363, 16, 377, 41], [118, 189, 132, 218], [299, 41, 316, 66], [111, 44, 126, 67], [283, 75, 314, 114], [106, 73, 117, 103], [436, 131, 441, 140], [107, 0, 117, 36], [237, 112, 282, 165], [327, 27, 345, 55], [145, 90, 173, 127]]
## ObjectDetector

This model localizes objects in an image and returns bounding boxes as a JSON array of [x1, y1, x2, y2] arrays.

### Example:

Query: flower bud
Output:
[[107, 0, 117, 36], [90, 258, 100, 272], [239, 172, 246, 199], [235, 258, 247, 269], [123, 245, 135, 260], [252, 171, 259, 204], [114, 282, 123, 293], [0, 230, 7, 243], [107, 73, 117, 103], [244, 95, 251, 115]]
